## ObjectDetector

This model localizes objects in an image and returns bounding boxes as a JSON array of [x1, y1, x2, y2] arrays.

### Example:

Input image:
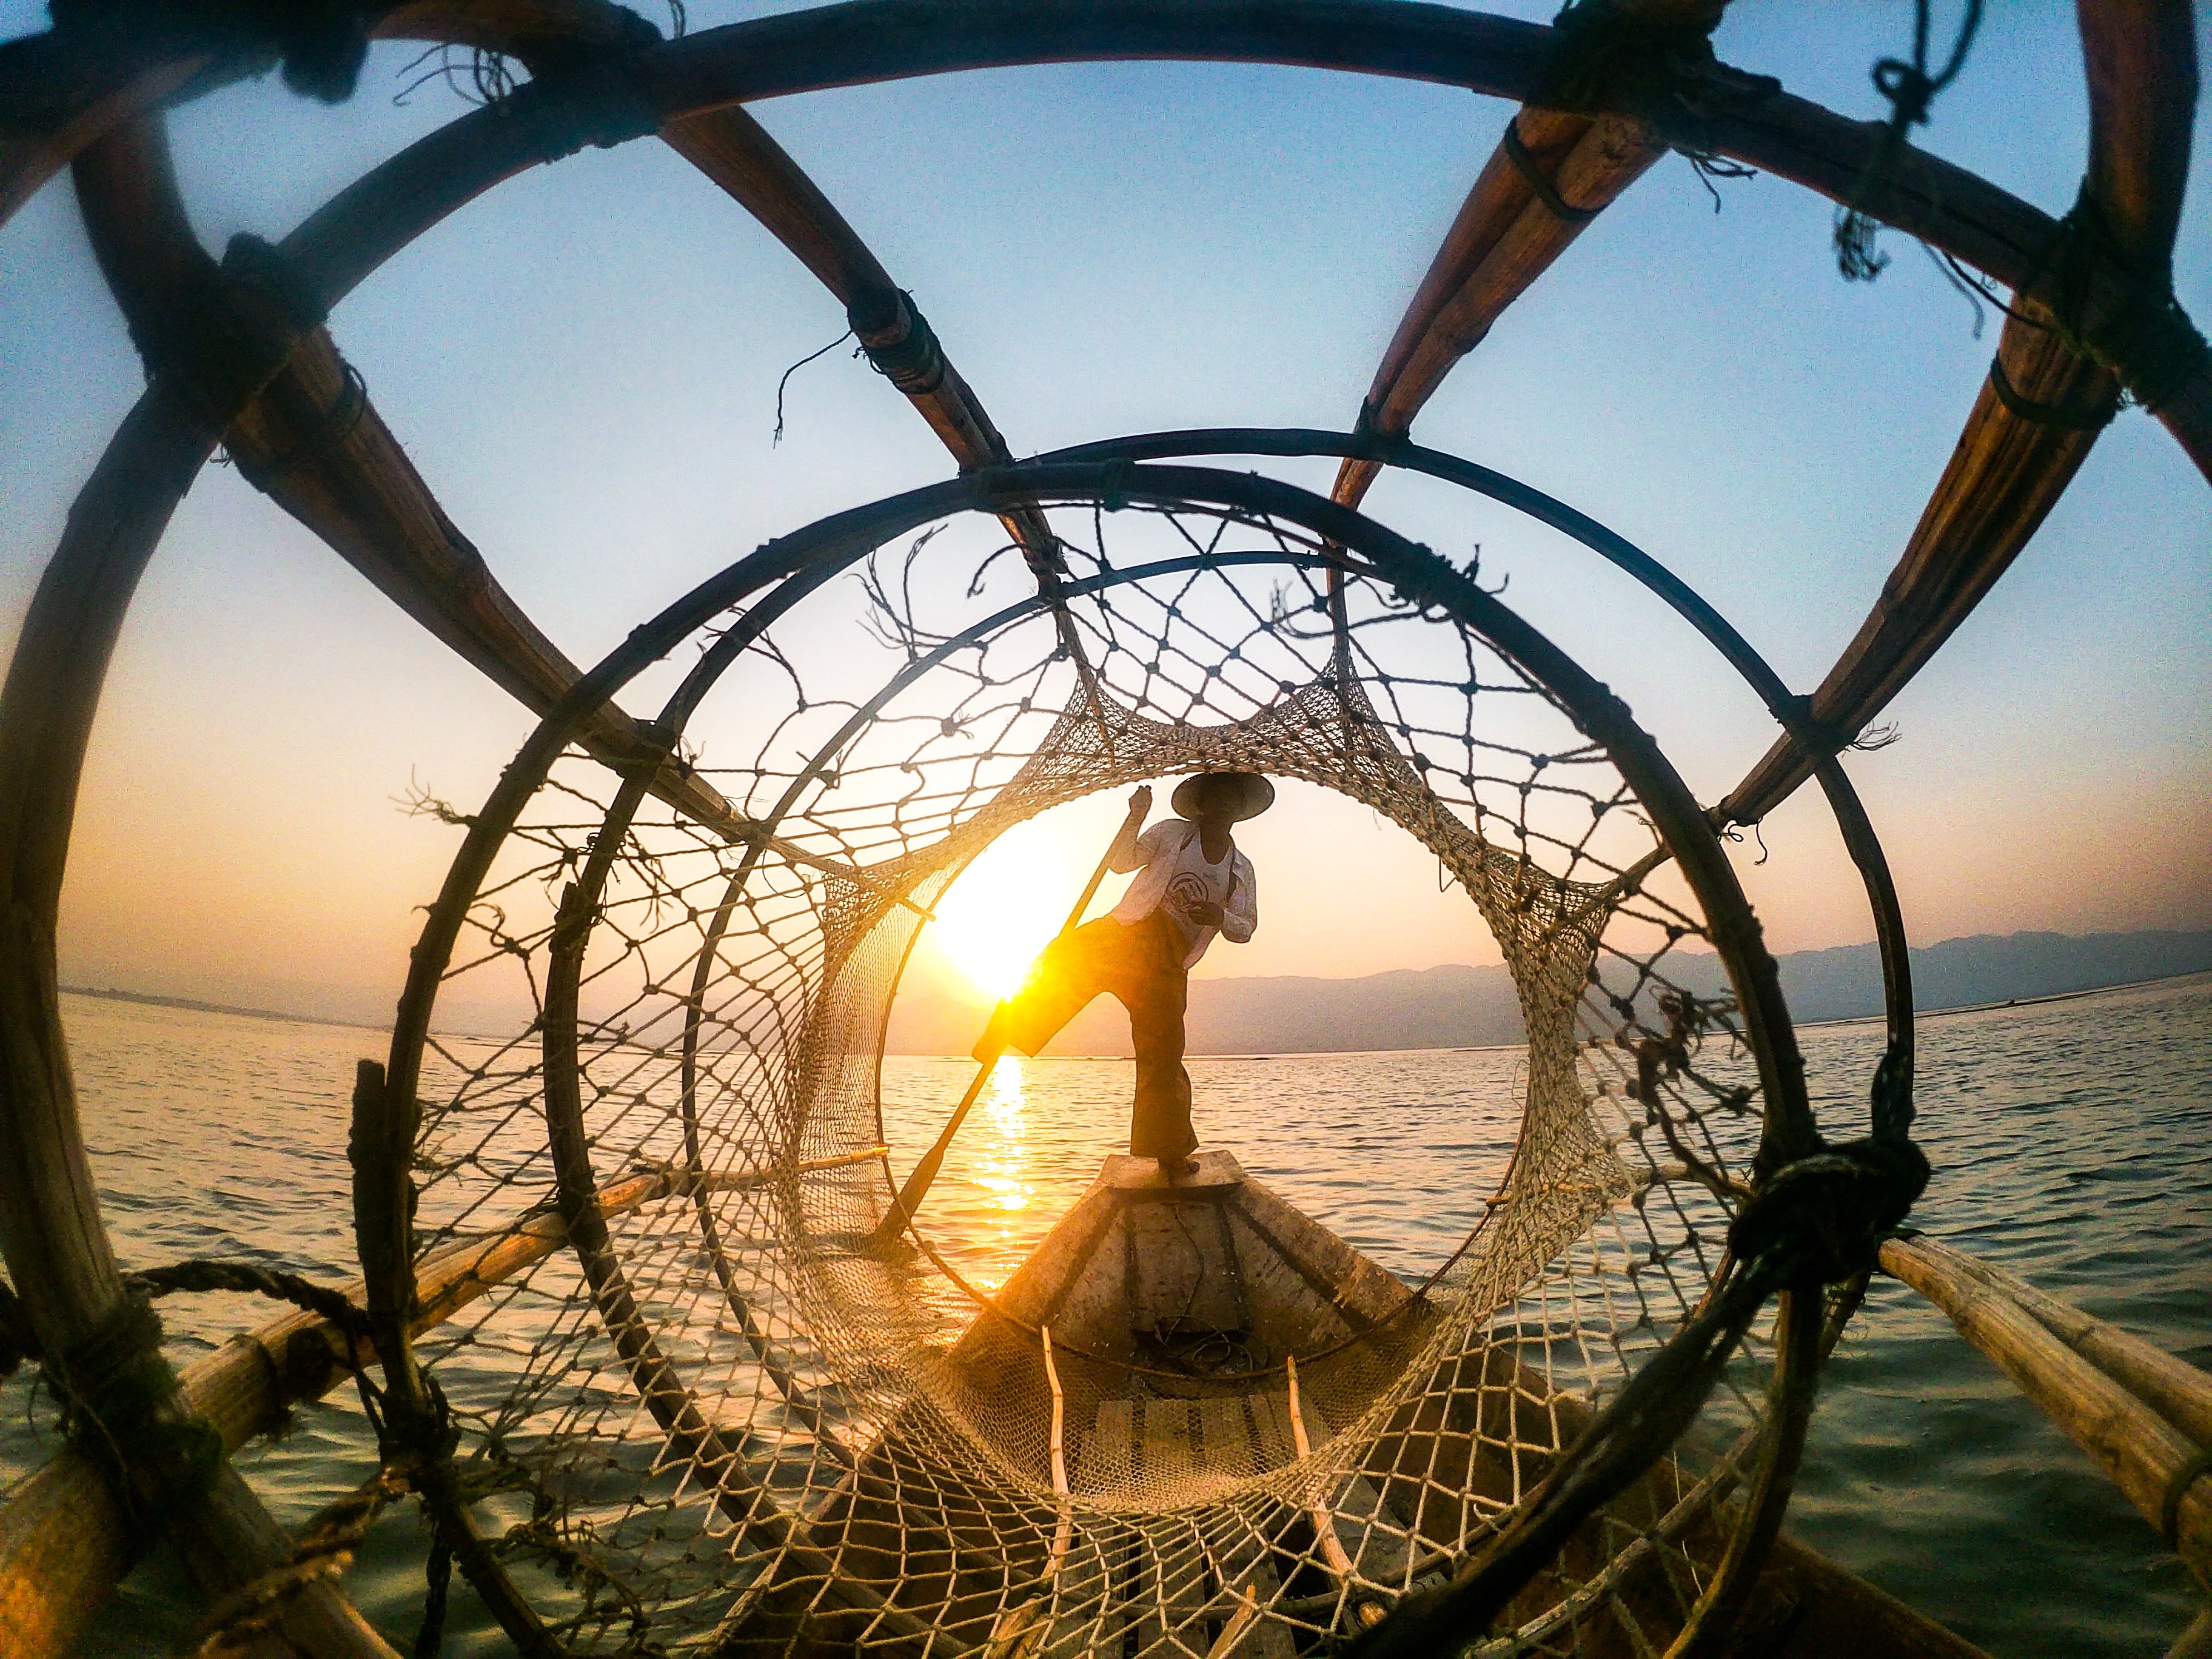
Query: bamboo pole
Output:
[[1204, 1585, 1263, 1659], [659, 107, 1109, 735], [0, 248, 395, 1655], [652, 79, 1075, 591], [1880, 1235, 2211, 1587], [869, 1048, 1004, 1252], [1885, 1233, 2212, 1447], [870, 804, 1136, 1249], [1286, 1354, 1384, 1629]]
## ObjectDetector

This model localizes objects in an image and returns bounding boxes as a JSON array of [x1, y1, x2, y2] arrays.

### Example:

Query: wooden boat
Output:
[[722, 1149, 1993, 1657], [1, 2, 2205, 1653]]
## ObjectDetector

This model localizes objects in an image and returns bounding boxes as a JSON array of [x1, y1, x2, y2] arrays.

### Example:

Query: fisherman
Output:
[[977, 772, 1272, 1173]]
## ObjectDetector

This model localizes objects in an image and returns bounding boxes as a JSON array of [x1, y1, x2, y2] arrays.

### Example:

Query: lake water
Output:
[[4, 973, 2206, 1655]]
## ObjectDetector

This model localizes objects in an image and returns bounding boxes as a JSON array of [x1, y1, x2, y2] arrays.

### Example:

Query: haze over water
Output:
[[3, 974, 2204, 1655]]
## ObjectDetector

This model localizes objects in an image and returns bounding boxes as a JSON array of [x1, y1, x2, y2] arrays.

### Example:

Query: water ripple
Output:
[[2, 977, 2204, 1653]]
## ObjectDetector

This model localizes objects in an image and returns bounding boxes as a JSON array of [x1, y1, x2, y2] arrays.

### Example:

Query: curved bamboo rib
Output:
[[0, 1148, 888, 1658], [1720, 0, 2202, 826], [0, 186, 399, 1659], [0, 2, 2096, 307]]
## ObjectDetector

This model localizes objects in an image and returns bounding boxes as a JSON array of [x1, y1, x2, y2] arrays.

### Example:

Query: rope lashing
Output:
[[2, 1259, 364, 1517], [47, 1294, 226, 1532], [184, 1466, 411, 1659], [1349, 1133, 1927, 1658], [1775, 693, 1892, 765], [123, 1258, 377, 1348], [1869, 1033, 1917, 1147], [1834, 0, 1985, 283], [232, 361, 371, 486], [2163, 1443, 2212, 1552], [124, 232, 325, 440], [1501, 116, 1600, 225], [2027, 183, 2212, 416], [526, 52, 668, 162], [848, 287, 949, 398], [1986, 352, 2120, 433], [1533, 0, 1726, 115], [1726, 1136, 1930, 1289]]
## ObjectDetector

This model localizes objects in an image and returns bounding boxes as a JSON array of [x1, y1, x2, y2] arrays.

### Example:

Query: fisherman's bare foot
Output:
[[1162, 1156, 1200, 1180]]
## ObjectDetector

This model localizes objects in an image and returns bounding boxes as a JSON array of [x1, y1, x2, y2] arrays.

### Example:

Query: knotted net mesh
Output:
[[395, 491, 1792, 1655]]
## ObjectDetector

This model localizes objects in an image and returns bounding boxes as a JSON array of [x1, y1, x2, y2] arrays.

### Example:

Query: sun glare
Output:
[[928, 834, 1078, 1000]]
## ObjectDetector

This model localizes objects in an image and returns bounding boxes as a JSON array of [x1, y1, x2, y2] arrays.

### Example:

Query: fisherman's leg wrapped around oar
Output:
[[975, 912, 1196, 1162]]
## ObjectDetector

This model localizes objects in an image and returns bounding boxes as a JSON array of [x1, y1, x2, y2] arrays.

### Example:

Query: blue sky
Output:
[[1, 1, 2206, 1022]]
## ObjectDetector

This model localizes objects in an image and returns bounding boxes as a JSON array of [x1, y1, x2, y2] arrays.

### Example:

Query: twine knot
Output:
[[1869, 56, 1939, 132], [1536, 0, 1723, 113], [1729, 1136, 1930, 1289], [1834, 0, 1985, 282], [848, 289, 948, 398]]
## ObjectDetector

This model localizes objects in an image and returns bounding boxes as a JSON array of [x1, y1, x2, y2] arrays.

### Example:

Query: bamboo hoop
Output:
[[358, 463, 1817, 1649], [0, 4, 2192, 1643], [0, 1147, 888, 1657]]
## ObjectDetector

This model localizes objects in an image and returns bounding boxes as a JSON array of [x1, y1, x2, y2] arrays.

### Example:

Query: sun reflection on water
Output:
[[967, 1056, 1034, 1292]]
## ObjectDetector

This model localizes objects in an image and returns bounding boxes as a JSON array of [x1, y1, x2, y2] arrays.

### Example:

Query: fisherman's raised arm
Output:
[[1107, 785, 1155, 873]]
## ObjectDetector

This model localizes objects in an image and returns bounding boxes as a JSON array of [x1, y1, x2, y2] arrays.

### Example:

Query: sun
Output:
[[927, 834, 1072, 1000], [922, 800, 1131, 1002]]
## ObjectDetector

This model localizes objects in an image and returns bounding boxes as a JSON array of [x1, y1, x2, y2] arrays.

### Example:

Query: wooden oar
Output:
[[868, 803, 1141, 1250]]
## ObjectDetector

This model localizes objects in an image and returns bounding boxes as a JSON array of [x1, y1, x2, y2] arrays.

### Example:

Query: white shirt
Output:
[[1108, 819, 1258, 968]]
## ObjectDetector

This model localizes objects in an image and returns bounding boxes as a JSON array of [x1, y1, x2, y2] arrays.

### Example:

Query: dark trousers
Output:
[[974, 913, 1196, 1162]]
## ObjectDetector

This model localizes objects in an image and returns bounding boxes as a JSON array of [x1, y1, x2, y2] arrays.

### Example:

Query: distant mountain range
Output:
[[62, 928, 2211, 1054], [883, 928, 2212, 1057]]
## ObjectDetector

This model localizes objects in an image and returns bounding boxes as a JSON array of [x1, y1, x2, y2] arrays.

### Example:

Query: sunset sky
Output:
[[2, 1, 2207, 1027]]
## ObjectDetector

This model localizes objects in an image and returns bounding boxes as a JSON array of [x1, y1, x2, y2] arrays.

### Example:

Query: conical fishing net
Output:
[[384, 479, 1809, 1656]]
